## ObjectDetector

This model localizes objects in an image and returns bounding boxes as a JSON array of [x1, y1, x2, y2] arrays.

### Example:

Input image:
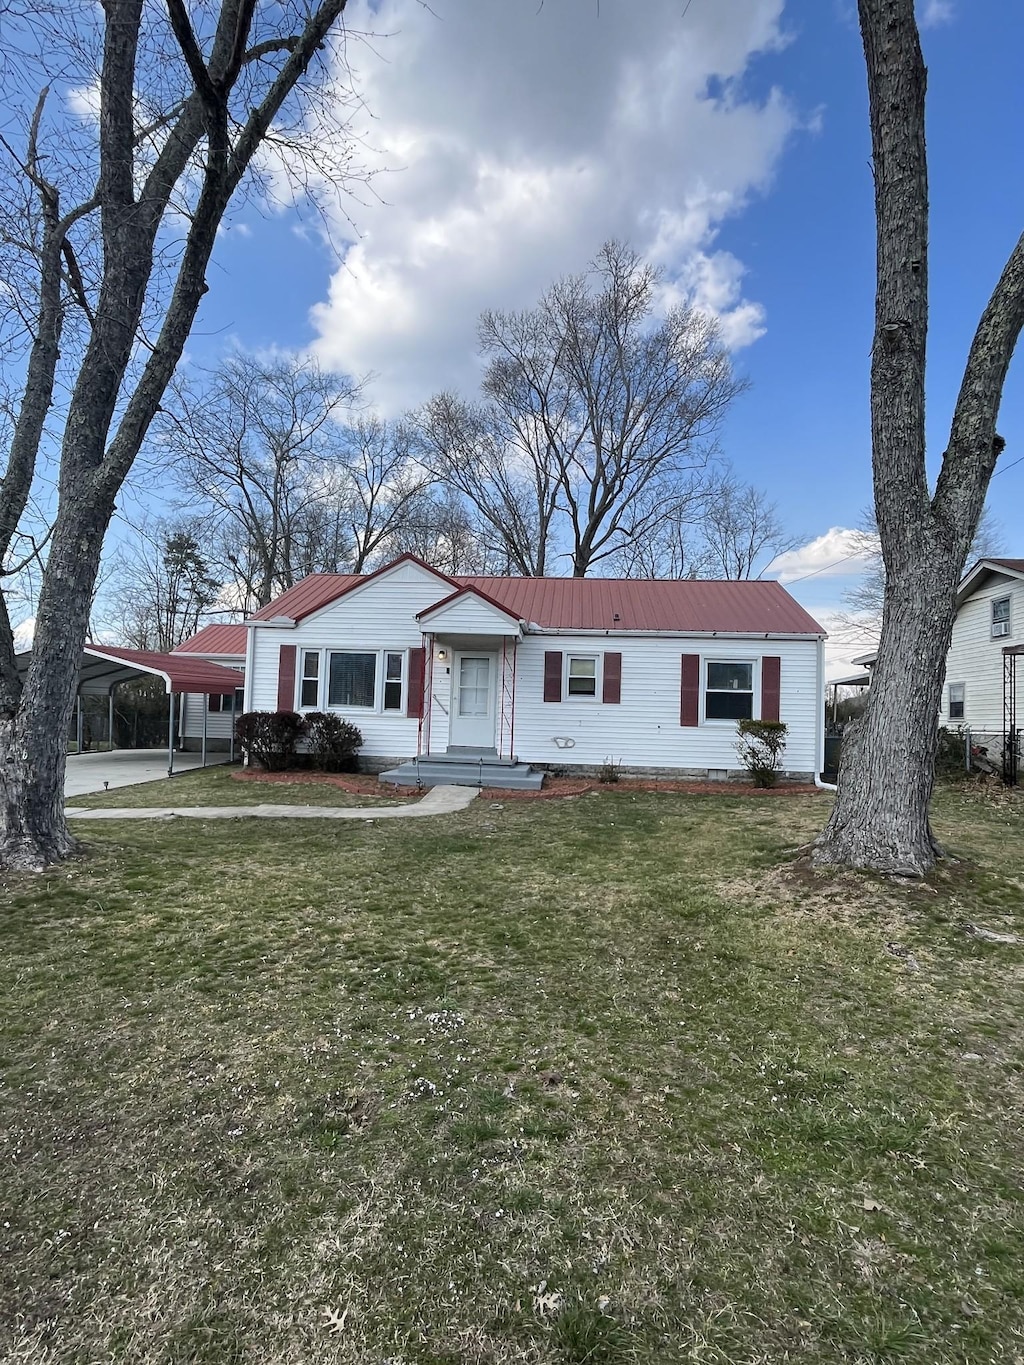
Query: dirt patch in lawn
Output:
[[230, 769, 415, 800]]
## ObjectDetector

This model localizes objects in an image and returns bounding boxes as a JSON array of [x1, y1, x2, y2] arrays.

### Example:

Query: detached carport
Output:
[[16, 644, 245, 774]]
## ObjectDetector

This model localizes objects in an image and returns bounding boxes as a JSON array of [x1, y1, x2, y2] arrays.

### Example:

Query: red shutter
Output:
[[277, 644, 297, 711], [407, 646, 426, 718], [761, 655, 781, 722], [680, 653, 700, 727], [602, 651, 622, 704], [543, 650, 563, 702]]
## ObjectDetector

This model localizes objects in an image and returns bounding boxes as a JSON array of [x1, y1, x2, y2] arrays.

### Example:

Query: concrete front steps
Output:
[[379, 748, 544, 791]]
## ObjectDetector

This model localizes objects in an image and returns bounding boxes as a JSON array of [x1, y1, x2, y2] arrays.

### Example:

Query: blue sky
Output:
[[161, 0, 1024, 674]]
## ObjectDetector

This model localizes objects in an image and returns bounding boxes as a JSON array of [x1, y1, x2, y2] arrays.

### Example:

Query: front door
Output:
[[449, 653, 496, 749]]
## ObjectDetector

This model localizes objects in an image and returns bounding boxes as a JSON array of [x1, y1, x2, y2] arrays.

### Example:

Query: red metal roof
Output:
[[461, 576, 825, 634], [83, 645, 245, 694], [991, 558, 1024, 573], [246, 558, 824, 636], [174, 623, 248, 656], [248, 573, 363, 622]]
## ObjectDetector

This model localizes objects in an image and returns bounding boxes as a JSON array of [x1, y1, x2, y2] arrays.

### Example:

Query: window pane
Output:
[[300, 651, 320, 708], [993, 598, 1010, 622], [706, 690, 754, 720], [707, 661, 753, 692], [328, 652, 376, 707], [949, 683, 965, 719], [207, 693, 222, 712], [384, 654, 403, 711], [568, 656, 597, 696]]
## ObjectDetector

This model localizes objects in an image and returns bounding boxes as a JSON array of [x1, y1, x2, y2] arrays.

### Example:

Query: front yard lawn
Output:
[[1, 788, 1023, 1363], [69, 763, 406, 808]]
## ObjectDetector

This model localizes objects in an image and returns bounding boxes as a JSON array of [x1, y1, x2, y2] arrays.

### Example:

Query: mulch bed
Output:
[[480, 777, 825, 801], [230, 770, 415, 800], [231, 769, 824, 803]]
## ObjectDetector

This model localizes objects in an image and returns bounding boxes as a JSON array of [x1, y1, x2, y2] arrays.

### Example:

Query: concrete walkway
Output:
[[65, 749, 232, 799], [66, 784, 478, 821]]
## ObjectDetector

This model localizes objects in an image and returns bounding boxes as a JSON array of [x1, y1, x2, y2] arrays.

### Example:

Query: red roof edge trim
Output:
[[416, 583, 524, 624]]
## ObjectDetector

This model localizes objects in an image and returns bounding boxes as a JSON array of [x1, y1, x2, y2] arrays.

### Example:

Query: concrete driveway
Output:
[[64, 749, 232, 799]]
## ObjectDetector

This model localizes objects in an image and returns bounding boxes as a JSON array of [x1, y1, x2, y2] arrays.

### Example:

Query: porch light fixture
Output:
[[436, 647, 448, 661]]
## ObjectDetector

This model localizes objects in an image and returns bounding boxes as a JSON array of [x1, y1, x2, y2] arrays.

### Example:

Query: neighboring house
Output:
[[172, 623, 247, 750], [176, 554, 827, 783], [940, 558, 1024, 748]]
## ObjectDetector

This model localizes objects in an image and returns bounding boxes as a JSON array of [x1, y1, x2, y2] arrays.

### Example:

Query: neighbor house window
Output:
[[948, 682, 965, 720], [300, 650, 320, 708], [992, 597, 1011, 638], [328, 651, 376, 708], [383, 652, 404, 711], [705, 660, 754, 720], [208, 687, 245, 713], [567, 656, 598, 697]]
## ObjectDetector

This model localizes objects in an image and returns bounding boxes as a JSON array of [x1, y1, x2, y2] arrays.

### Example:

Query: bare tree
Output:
[[387, 484, 496, 576], [419, 242, 746, 578], [0, 0, 358, 870], [481, 241, 745, 577], [699, 475, 799, 580], [338, 415, 434, 572], [104, 518, 222, 651], [813, 0, 1024, 875], [415, 392, 558, 576], [165, 353, 359, 609]]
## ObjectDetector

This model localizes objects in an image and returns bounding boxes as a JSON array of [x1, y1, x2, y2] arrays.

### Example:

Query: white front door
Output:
[[449, 653, 496, 749]]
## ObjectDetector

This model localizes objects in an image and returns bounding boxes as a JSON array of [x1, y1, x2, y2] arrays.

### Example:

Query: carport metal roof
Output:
[[17, 644, 244, 696]]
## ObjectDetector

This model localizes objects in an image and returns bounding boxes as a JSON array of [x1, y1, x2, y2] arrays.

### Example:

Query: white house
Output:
[[181, 554, 827, 785], [939, 558, 1024, 774], [173, 623, 247, 751]]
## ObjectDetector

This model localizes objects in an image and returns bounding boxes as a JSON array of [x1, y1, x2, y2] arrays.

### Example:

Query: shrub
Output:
[[304, 712, 363, 772], [935, 725, 970, 782], [235, 711, 306, 772], [735, 718, 788, 787], [597, 757, 621, 784]]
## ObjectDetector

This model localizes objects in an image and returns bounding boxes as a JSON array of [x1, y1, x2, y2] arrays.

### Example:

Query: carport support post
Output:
[[108, 688, 115, 753], [229, 689, 236, 763], [167, 692, 175, 776], [76, 695, 83, 754], [201, 694, 208, 769]]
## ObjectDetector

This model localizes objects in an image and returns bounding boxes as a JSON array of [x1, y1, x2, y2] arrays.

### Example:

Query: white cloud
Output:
[[920, 0, 954, 29], [769, 527, 878, 584], [310, 0, 801, 412], [13, 617, 35, 651]]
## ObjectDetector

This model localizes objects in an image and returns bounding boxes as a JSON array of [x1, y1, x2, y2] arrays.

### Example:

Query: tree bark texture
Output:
[[0, 0, 350, 870], [814, 0, 1024, 874]]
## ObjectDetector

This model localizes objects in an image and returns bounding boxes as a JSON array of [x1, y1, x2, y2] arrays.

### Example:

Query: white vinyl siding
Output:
[[942, 575, 1024, 731], [513, 635, 818, 774], [244, 559, 822, 773], [247, 559, 445, 755]]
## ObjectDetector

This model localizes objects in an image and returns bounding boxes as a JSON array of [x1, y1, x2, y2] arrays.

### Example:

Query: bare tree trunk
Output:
[[0, 0, 352, 871], [0, 501, 110, 868], [814, 543, 956, 874], [812, 0, 1024, 875]]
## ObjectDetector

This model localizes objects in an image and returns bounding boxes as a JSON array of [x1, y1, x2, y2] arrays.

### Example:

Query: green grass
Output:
[[1, 787, 1023, 1363], [70, 763, 403, 808]]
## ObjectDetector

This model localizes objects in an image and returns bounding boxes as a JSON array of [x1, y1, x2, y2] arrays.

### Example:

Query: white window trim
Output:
[[991, 596, 1011, 639], [564, 653, 602, 701], [295, 648, 408, 715], [299, 648, 321, 710], [702, 657, 758, 725]]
